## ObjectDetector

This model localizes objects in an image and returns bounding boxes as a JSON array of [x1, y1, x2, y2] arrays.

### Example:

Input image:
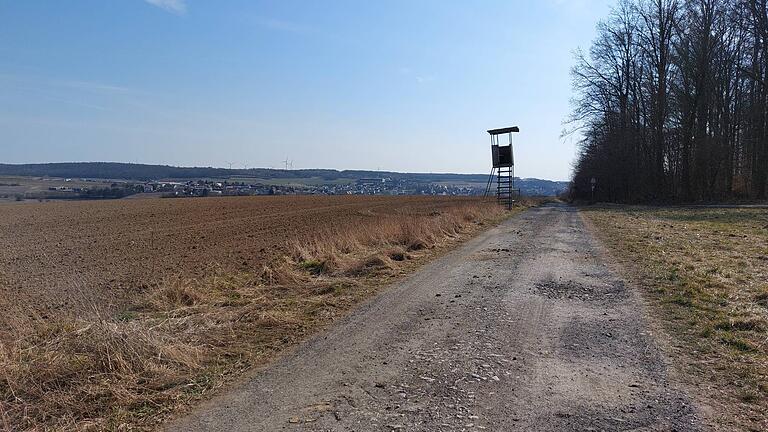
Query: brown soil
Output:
[[0, 195, 487, 323], [0, 195, 510, 431]]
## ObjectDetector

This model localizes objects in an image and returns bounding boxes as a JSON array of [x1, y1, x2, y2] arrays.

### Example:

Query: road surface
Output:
[[168, 204, 701, 431]]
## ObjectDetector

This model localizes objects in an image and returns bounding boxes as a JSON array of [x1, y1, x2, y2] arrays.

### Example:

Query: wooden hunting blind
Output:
[[484, 126, 520, 208]]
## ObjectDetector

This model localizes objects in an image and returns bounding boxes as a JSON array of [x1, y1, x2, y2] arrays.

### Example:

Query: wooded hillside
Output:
[[570, 0, 768, 202]]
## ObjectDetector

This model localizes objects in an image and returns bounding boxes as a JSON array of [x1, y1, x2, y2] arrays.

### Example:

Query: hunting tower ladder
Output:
[[484, 126, 520, 209]]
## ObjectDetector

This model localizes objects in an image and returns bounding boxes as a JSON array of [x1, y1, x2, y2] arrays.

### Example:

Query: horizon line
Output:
[[0, 161, 571, 182]]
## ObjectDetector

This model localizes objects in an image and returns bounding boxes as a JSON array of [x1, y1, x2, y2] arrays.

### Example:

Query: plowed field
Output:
[[0, 195, 486, 322]]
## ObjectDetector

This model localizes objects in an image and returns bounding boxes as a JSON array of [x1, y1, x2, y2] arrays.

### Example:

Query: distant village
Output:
[[141, 177, 480, 197], [0, 163, 569, 202], [37, 177, 482, 200]]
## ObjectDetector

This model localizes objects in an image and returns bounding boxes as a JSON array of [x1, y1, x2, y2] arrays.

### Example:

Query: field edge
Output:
[[1, 198, 529, 431], [580, 205, 768, 431]]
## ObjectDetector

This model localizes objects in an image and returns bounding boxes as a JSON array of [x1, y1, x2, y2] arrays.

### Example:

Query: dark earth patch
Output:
[[533, 279, 629, 302]]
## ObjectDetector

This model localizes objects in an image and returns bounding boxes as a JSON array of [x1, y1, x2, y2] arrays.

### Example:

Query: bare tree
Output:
[[570, 0, 768, 202]]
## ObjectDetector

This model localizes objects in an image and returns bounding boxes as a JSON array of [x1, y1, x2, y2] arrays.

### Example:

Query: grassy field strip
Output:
[[0, 199, 522, 431], [582, 206, 768, 431]]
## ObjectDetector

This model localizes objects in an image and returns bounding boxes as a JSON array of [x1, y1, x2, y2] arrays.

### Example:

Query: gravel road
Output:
[[167, 203, 702, 431]]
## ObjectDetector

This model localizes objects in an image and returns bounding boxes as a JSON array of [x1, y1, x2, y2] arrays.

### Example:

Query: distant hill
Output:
[[0, 162, 569, 196]]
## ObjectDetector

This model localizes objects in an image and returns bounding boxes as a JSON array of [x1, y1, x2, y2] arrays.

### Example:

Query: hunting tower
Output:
[[484, 126, 520, 208]]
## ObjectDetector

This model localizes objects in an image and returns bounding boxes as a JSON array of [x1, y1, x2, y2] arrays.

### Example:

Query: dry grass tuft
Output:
[[150, 277, 203, 308], [344, 254, 394, 276], [1, 318, 201, 430], [0, 198, 516, 431], [384, 246, 409, 262], [289, 202, 509, 277], [753, 289, 768, 307]]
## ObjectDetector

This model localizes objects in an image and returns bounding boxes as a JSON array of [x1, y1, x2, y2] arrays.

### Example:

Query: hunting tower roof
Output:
[[487, 126, 520, 135]]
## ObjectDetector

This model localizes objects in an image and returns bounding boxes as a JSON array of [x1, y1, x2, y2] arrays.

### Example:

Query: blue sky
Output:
[[0, 0, 613, 180]]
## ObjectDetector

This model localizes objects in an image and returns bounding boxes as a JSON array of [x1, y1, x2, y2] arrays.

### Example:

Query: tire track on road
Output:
[[167, 203, 702, 432]]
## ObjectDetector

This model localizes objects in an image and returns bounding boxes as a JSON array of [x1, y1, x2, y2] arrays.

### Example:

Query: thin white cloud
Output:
[[0, 74, 132, 94], [0, 74, 141, 112], [144, 0, 187, 15], [254, 17, 312, 34], [396, 67, 434, 84], [35, 94, 111, 111], [62, 80, 132, 94]]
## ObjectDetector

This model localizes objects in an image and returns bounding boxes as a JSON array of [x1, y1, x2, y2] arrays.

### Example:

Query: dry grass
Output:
[[290, 203, 502, 275], [582, 206, 768, 431], [0, 199, 516, 431]]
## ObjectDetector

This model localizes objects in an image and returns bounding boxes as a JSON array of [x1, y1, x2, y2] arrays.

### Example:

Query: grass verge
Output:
[[1, 199, 524, 431], [582, 206, 768, 431]]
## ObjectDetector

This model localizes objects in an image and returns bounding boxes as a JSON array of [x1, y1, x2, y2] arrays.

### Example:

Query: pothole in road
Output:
[[532, 280, 629, 302]]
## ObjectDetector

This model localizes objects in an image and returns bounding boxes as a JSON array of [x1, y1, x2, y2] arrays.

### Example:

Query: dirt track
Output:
[[168, 203, 702, 431]]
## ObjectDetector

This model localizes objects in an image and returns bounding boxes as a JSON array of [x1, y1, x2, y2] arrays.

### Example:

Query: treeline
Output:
[[0, 163, 569, 189], [17, 185, 143, 201], [0, 163, 342, 181], [570, 0, 768, 202], [0, 162, 491, 183]]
